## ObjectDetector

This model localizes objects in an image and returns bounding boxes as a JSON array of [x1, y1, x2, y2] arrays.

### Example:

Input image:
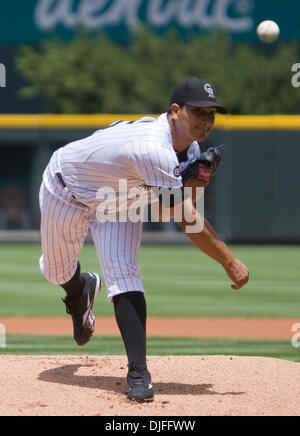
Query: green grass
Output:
[[1, 335, 299, 362], [0, 244, 299, 317]]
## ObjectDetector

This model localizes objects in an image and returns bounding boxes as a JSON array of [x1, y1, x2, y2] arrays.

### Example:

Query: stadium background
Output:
[[0, 0, 300, 414], [1, 0, 300, 241]]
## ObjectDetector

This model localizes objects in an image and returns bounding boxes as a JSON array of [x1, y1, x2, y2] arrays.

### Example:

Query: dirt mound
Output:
[[1, 355, 300, 416]]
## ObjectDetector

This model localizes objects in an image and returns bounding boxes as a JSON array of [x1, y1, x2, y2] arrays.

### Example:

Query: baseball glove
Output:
[[180, 145, 225, 184]]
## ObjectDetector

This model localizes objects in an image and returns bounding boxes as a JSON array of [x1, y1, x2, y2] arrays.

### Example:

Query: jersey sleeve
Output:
[[178, 142, 201, 173], [129, 141, 183, 189]]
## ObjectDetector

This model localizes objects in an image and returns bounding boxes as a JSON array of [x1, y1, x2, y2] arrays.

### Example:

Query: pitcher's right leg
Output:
[[39, 175, 101, 345]]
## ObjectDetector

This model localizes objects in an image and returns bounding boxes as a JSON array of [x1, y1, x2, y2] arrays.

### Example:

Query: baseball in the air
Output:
[[256, 20, 280, 43]]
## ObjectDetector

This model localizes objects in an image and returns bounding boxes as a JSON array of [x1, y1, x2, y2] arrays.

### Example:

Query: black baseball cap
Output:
[[170, 77, 228, 114]]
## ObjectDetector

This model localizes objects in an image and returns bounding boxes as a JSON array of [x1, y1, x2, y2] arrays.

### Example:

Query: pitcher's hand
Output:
[[224, 258, 249, 290]]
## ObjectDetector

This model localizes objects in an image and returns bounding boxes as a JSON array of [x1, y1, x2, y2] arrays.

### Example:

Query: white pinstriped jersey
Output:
[[47, 113, 201, 201], [40, 112, 202, 297]]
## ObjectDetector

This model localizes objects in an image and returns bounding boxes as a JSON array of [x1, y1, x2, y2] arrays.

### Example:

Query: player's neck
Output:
[[168, 116, 193, 152]]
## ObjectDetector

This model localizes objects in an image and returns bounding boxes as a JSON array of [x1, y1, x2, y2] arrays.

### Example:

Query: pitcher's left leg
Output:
[[90, 220, 154, 402]]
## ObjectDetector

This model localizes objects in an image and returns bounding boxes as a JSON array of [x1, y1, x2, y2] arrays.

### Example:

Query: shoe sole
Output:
[[128, 396, 154, 403], [76, 273, 101, 346], [127, 387, 154, 403]]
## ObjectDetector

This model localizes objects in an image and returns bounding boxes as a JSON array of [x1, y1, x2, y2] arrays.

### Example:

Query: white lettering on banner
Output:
[[214, 0, 253, 32], [34, 0, 254, 33], [148, 0, 216, 29], [147, 0, 176, 27], [179, 0, 215, 29], [35, 0, 141, 31], [35, 0, 78, 30], [78, 0, 141, 29]]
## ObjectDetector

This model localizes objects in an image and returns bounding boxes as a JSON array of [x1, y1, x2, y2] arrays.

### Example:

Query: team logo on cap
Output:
[[204, 83, 215, 98]]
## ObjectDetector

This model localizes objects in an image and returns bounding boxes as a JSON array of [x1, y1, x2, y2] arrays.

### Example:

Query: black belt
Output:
[[56, 172, 67, 188], [56, 173, 76, 200]]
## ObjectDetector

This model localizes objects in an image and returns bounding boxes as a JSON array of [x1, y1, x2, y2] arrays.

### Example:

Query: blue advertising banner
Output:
[[0, 0, 299, 44]]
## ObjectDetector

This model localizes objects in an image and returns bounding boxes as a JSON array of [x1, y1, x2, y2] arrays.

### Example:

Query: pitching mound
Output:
[[1, 355, 300, 416]]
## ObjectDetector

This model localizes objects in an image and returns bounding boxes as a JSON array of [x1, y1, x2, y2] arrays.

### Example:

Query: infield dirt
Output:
[[2, 316, 298, 339], [1, 355, 300, 416]]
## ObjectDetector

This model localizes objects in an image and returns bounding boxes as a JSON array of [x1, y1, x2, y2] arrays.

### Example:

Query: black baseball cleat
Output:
[[127, 362, 154, 403], [62, 272, 101, 346]]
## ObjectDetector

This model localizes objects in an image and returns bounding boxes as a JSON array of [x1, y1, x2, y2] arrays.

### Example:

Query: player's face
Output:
[[181, 104, 216, 142], [173, 104, 217, 143]]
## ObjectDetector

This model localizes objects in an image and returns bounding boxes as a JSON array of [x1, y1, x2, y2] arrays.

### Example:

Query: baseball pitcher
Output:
[[39, 77, 249, 402]]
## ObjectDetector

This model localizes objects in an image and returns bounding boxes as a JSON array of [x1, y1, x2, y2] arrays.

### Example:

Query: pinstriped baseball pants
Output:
[[39, 169, 145, 301]]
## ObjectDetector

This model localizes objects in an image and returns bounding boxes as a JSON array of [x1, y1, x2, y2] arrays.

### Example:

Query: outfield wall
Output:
[[0, 114, 299, 243]]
